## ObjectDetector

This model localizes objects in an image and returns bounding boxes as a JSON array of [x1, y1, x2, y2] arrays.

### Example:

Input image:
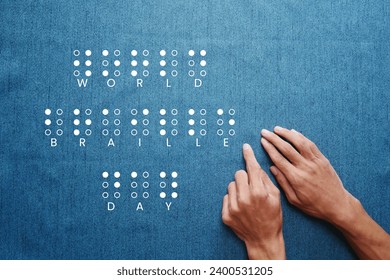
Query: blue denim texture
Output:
[[0, 0, 389, 259]]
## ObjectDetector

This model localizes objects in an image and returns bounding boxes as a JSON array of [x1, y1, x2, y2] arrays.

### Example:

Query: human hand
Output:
[[222, 143, 285, 260], [260, 126, 359, 227]]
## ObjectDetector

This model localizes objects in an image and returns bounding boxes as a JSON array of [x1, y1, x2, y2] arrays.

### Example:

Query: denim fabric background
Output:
[[0, 0, 389, 259]]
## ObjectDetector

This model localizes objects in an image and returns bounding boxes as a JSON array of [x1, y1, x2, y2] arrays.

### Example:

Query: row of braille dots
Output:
[[129, 108, 151, 136], [44, 108, 64, 136], [158, 171, 179, 199], [73, 50, 93, 78], [159, 49, 207, 78], [101, 171, 122, 199], [101, 108, 122, 137]]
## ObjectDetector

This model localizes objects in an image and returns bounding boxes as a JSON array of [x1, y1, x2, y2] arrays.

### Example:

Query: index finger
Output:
[[242, 143, 266, 192]]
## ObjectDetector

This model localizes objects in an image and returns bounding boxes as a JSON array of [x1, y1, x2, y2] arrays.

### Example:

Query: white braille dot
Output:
[[188, 50, 195, 56], [131, 119, 137, 125], [160, 50, 166, 56], [160, 109, 166, 115], [85, 70, 92, 77], [172, 182, 178, 188], [85, 60, 92, 66], [131, 60, 137, 67], [73, 129, 80, 136], [73, 119, 80, 126], [160, 60, 166, 67], [143, 60, 149, 66], [73, 109, 80, 115], [172, 171, 178, 178], [143, 109, 149, 115], [102, 109, 109, 115], [131, 50, 137, 56], [131, 70, 137, 77], [45, 109, 51, 115], [114, 182, 120, 188], [200, 50, 206, 56], [160, 192, 166, 199], [73, 60, 80, 67], [45, 119, 51, 125], [85, 50, 92, 56], [131, 172, 137, 178], [114, 60, 120, 66], [172, 192, 178, 198], [188, 129, 195, 136], [200, 60, 207, 66], [160, 70, 166, 77], [229, 119, 235, 125], [160, 119, 166, 125], [160, 129, 166, 136], [102, 70, 109, 77], [188, 119, 195, 125], [114, 171, 120, 178], [217, 109, 224, 115], [102, 50, 109, 56], [85, 119, 92, 125], [188, 109, 195, 115], [102, 171, 109, 178], [160, 171, 166, 178]]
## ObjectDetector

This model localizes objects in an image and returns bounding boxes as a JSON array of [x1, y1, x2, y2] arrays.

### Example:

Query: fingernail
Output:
[[260, 138, 268, 145], [243, 143, 251, 150], [261, 129, 270, 136], [270, 166, 278, 175], [274, 126, 282, 132], [291, 129, 297, 133]]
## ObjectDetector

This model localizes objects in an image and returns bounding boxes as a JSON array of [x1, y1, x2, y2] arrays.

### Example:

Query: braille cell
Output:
[[188, 119, 195, 125], [131, 119, 137, 126], [188, 109, 195, 115], [84, 69, 91, 76], [74, 109, 80, 115], [160, 109, 166, 115], [131, 171, 137, 178]]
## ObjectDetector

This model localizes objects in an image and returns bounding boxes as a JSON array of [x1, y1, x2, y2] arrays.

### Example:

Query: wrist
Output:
[[329, 194, 365, 232], [245, 234, 286, 260]]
